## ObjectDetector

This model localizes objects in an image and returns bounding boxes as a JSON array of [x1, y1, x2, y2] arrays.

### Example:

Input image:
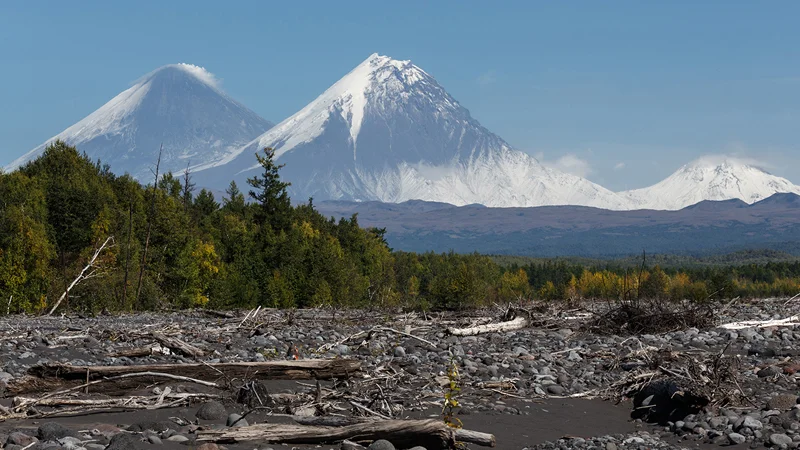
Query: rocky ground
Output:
[[0, 299, 799, 450]]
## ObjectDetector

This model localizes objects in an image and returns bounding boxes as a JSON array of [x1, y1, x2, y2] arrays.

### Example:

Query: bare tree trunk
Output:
[[135, 144, 162, 308], [447, 316, 528, 336], [47, 236, 115, 315], [150, 332, 205, 357], [122, 201, 133, 309], [182, 162, 195, 211], [6, 359, 363, 395], [196, 419, 495, 449]]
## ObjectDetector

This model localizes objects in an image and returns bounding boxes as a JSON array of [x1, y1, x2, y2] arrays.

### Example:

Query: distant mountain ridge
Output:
[[7, 64, 273, 180], [315, 192, 800, 257]]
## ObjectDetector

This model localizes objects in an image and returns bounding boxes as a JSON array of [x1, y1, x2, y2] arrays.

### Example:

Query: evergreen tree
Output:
[[223, 181, 246, 216], [247, 147, 292, 231]]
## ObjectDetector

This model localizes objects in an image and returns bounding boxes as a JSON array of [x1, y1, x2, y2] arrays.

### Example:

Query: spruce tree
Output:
[[247, 147, 292, 231]]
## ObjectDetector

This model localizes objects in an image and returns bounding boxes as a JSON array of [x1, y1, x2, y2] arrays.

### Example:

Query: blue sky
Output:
[[1, 1, 799, 190]]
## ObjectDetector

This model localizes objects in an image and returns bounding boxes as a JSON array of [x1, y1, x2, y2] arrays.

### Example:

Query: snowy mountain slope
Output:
[[7, 64, 273, 180], [621, 157, 800, 210], [202, 53, 632, 210]]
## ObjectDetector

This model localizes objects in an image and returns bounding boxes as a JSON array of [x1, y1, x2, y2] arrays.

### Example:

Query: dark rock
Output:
[[769, 433, 793, 447], [336, 344, 350, 355], [127, 421, 176, 432], [632, 380, 708, 424], [342, 440, 367, 450], [728, 433, 746, 445], [37, 423, 75, 441], [546, 385, 566, 395], [196, 443, 220, 450], [736, 416, 763, 431], [707, 416, 726, 430], [106, 433, 142, 450], [227, 413, 248, 427], [749, 346, 777, 357], [767, 394, 798, 411], [367, 440, 395, 450], [757, 366, 780, 378], [196, 400, 227, 421], [6, 432, 36, 446], [58, 436, 83, 448], [237, 381, 272, 408]]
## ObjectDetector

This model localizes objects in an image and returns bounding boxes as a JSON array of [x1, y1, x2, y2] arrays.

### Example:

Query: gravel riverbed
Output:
[[0, 299, 799, 450]]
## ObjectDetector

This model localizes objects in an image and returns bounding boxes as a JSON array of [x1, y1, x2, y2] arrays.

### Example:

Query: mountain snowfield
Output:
[[621, 157, 800, 210], [202, 53, 632, 210], [6, 64, 272, 180], [6, 55, 800, 211]]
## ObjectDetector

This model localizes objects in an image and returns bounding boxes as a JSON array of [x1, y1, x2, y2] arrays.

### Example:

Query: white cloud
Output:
[[410, 162, 455, 181], [537, 153, 593, 178], [614, 162, 626, 170], [137, 63, 222, 89], [476, 70, 497, 86], [174, 63, 221, 88], [690, 153, 775, 172]]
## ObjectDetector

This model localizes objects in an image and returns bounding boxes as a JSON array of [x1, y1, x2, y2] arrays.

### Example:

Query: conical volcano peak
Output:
[[684, 155, 770, 174], [137, 63, 222, 91], [622, 154, 800, 209], [8, 64, 272, 179], [202, 53, 632, 210], [332, 53, 430, 99], [360, 53, 412, 72]]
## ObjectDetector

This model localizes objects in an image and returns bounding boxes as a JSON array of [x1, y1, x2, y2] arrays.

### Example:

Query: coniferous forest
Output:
[[1, 141, 799, 315]]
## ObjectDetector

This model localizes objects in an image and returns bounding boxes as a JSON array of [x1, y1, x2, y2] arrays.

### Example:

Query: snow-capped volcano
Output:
[[621, 156, 800, 210], [7, 64, 272, 180], [204, 53, 631, 209]]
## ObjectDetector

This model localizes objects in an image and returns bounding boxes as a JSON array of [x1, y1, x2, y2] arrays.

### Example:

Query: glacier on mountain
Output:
[[9, 56, 800, 212], [202, 53, 632, 210], [621, 156, 800, 210]]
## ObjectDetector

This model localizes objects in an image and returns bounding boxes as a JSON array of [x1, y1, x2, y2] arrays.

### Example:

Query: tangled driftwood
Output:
[[197, 419, 495, 449], [600, 343, 748, 424], [589, 301, 717, 335]]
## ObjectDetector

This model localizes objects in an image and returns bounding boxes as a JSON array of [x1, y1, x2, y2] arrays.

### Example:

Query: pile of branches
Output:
[[588, 299, 717, 335], [603, 345, 748, 423]]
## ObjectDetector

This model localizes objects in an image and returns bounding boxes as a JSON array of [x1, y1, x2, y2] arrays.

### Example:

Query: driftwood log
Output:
[[150, 332, 205, 357], [6, 360, 361, 396], [447, 316, 527, 336], [109, 345, 168, 358], [197, 419, 495, 449]]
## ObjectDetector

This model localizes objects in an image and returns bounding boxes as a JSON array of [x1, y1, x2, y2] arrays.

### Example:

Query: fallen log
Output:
[[6, 359, 361, 396], [109, 345, 168, 358], [150, 332, 205, 357], [1, 392, 220, 422], [293, 416, 375, 427], [719, 316, 800, 330], [201, 309, 236, 319], [341, 440, 367, 450], [196, 419, 495, 449], [447, 316, 528, 336], [12, 392, 216, 410], [47, 236, 114, 315]]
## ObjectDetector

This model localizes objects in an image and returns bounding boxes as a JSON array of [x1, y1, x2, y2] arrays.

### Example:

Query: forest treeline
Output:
[[0, 141, 799, 315]]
